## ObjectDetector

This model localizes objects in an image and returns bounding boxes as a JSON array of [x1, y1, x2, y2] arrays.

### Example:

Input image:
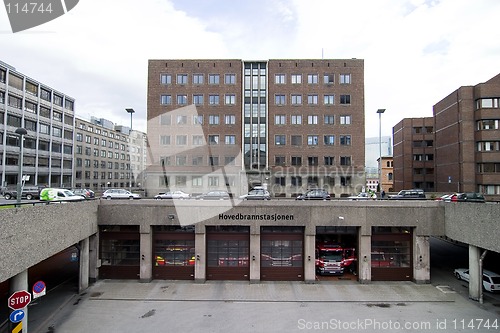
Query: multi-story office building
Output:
[[434, 73, 500, 196], [0, 61, 75, 190], [146, 59, 365, 198], [74, 117, 147, 191], [392, 117, 435, 192]]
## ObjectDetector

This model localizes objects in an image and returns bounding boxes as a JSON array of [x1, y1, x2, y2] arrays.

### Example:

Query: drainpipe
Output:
[[479, 250, 488, 304]]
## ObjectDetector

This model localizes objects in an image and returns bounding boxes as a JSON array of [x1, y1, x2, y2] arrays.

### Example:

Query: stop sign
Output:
[[8, 290, 31, 310]]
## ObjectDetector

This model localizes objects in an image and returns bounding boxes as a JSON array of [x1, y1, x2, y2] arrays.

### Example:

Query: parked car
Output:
[[296, 189, 331, 200], [39, 188, 85, 202], [388, 189, 426, 200], [72, 188, 95, 199], [3, 186, 41, 200], [154, 190, 191, 200], [102, 189, 141, 200], [454, 268, 500, 292], [195, 191, 230, 200], [347, 192, 376, 200], [239, 188, 271, 200], [436, 192, 486, 203]]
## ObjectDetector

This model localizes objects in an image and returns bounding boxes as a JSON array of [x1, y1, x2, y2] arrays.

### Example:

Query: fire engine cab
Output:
[[315, 243, 357, 275]]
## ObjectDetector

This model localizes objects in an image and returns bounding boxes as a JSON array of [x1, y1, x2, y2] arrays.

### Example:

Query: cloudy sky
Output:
[[1, 0, 499, 138]]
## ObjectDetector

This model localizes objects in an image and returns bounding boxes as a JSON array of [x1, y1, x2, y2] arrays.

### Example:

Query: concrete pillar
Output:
[[304, 225, 316, 284], [78, 238, 90, 293], [89, 233, 99, 283], [139, 225, 152, 282], [194, 225, 206, 282], [468, 245, 481, 301], [10, 270, 28, 331], [358, 227, 371, 283], [413, 234, 430, 284], [249, 225, 260, 283]]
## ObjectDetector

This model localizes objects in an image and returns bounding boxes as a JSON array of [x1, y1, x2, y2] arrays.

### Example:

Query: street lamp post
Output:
[[15, 128, 27, 206], [376, 109, 386, 194], [125, 108, 135, 191]]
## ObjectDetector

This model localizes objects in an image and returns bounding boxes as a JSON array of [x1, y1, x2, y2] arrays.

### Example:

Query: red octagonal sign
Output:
[[8, 290, 31, 310]]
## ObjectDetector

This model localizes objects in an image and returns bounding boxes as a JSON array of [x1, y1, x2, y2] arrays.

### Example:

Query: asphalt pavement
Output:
[[25, 279, 500, 333]]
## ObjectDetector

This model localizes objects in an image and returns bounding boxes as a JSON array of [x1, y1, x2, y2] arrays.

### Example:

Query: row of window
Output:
[[160, 155, 236, 167], [76, 158, 131, 170], [476, 98, 500, 109], [477, 119, 500, 130], [75, 146, 130, 160], [76, 133, 129, 150], [274, 155, 352, 166], [3, 114, 72, 139], [2, 132, 72, 153], [77, 123, 128, 142], [2, 95, 73, 124], [274, 134, 352, 146], [477, 163, 500, 173], [159, 135, 235, 146], [477, 141, 500, 152], [273, 175, 353, 187], [75, 171, 132, 180], [3, 155, 72, 168], [159, 93, 353, 107], [275, 115, 352, 125], [161, 73, 237, 85], [159, 113, 236, 126], [274, 73, 351, 85]]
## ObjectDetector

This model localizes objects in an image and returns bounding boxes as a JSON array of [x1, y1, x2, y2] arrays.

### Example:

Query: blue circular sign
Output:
[[33, 281, 46, 293], [9, 309, 25, 323]]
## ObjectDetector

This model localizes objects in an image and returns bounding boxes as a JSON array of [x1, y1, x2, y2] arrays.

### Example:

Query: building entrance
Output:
[[153, 226, 195, 280]]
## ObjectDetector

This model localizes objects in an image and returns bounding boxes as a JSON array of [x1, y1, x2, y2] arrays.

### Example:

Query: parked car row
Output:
[[435, 192, 485, 203]]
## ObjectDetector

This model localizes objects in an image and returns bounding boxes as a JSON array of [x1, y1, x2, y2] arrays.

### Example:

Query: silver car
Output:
[[154, 190, 191, 200], [102, 189, 141, 200]]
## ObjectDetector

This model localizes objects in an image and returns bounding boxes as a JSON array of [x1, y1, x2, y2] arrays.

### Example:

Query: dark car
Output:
[[296, 189, 331, 200], [388, 189, 426, 200], [446, 192, 485, 203], [195, 191, 230, 200], [3, 186, 41, 200], [72, 188, 95, 199]]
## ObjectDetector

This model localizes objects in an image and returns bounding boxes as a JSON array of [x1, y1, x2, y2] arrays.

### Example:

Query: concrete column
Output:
[[10, 270, 28, 331], [78, 237, 90, 293], [139, 225, 152, 283], [89, 233, 99, 283], [413, 234, 430, 284], [249, 225, 260, 283], [358, 228, 371, 283], [304, 225, 316, 284], [468, 245, 481, 301], [194, 226, 206, 282]]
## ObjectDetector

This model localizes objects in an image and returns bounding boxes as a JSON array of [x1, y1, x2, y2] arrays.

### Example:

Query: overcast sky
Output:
[[1, 0, 499, 138]]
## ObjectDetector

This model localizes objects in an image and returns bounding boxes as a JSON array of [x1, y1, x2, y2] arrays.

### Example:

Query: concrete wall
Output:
[[0, 201, 99, 283]]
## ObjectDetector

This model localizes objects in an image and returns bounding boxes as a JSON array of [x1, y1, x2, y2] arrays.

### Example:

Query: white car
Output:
[[102, 189, 141, 200], [454, 268, 500, 292], [347, 192, 375, 200], [154, 191, 191, 200], [40, 188, 85, 202]]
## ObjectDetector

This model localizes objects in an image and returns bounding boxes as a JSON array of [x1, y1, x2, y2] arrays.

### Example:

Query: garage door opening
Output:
[[315, 226, 358, 282]]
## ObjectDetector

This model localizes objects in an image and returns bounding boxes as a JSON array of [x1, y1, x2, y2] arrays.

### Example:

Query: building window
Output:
[[224, 94, 236, 105], [340, 176, 351, 186], [225, 74, 236, 84], [324, 115, 335, 124], [307, 74, 318, 84], [340, 135, 351, 146], [275, 94, 286, 105], [324, 156, 335, 165], [291, 135, 302, 146], [307, 95, 318, 105], [275, 115, 286, 125], [193, 115, 203, 125], [193, 94, 204, 105], [291, 94, 302, 105], [225, 135, 236, 145], [193, 74, 204, 84], [176, 115, 187, 125], [160, 135, 171, 145], [177, 95, 187, 105], [307, 115, 318, 125], [209, 74, 220, 84], [177, 74, 188, 84], [275, 135, 286, 145], [275, 74, 286, 84], [209, 156, 219, 166], [289, 74, 301, 84], [340, 115, 351, 125], [225, 114, 236, 125], [291, 156, 302, 166], [209, 115, 220, 125], [308, 156, 318, 166], [209, 95, 220, 105], [307, 135, 318, 146], [340, 74, 351, 84], [324, 135, 335, 145], [340, 95, 351, 105], [160, 95, 171, 105], [275, 156, 286, 166], [291, 176, 302, 186], [324, 74, 334, 84], [176, 155, 187, 166], [192, 135, 204, 145], [291, 115, 302, 124], [161, 74, 172, 85], [324, 95, 335, 105], [340, 156, 351, 166], [274, 177, 286, 186], [176, 135, 187, 145], [208, 135, 219, 145]]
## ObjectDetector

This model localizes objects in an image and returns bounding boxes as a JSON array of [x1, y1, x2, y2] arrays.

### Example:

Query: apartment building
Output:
[[0, 61, 75, 190], [146, 59, 365, 198], [74, 117, 147, 191]]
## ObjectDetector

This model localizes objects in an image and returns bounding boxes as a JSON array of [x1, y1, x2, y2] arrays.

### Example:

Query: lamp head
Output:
[[376, 109, 386, 114], [15, 128, 27, 136]]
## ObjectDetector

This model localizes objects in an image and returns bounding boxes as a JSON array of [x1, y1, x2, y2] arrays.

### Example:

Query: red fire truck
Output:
[[315, 243, 357, 275]]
